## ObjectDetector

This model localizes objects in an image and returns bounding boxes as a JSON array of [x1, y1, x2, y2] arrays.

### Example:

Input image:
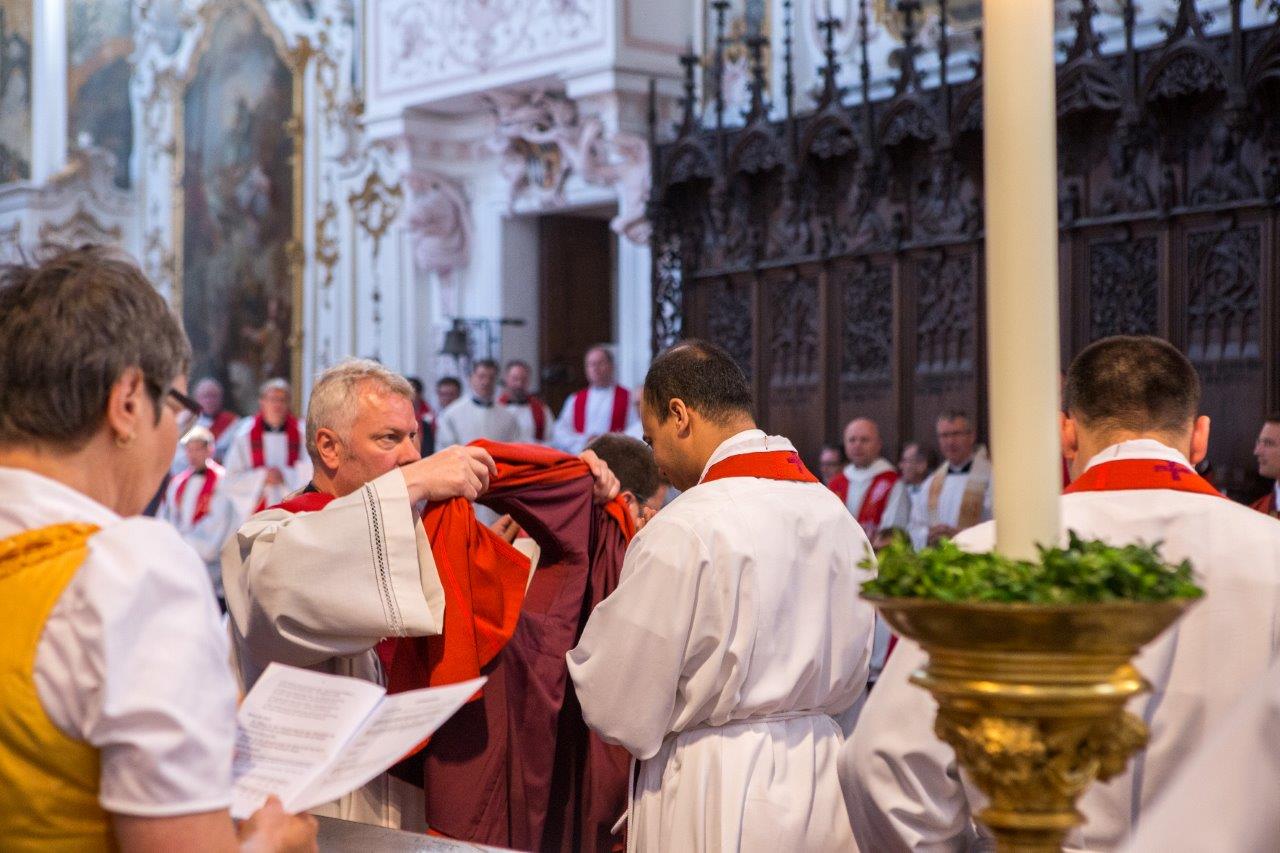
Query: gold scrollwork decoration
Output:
[[348, 168, 404, 261]]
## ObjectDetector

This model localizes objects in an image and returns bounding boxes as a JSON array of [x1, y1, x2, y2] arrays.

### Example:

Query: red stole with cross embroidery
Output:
[[1064, 458, 1224, 498]]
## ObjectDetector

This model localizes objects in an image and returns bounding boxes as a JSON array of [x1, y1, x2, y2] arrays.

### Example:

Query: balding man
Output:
[[552, 345, 639, 453], [844, 336, 1280, 851], [829, 417, 910, 540]]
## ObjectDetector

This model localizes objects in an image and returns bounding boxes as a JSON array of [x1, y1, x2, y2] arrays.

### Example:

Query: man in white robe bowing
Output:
[[223, 378, 313, 522], [829, 416, 910, 540], [843, 335, 1280, 852], [908, 410, 993, 548], [568, 339, 876, 852], [223, 360, 499, 829], [552, 345, 640, 453]]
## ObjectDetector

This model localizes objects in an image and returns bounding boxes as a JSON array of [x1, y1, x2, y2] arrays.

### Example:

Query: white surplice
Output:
[[0, 467, 236, 817], [841, 458, 912, 535], [551, 385, 640, 454], [435, 397, 521, 448], [221, 419, 313, 524], [843, 439, 1280, 852], [502, 398, 554, 445], [567, 429, 877, 852], [1122, 654, 1280, 851], [221, 468, 445, 828], [906, 460, 993, 550], [161, 467, 236, 598]]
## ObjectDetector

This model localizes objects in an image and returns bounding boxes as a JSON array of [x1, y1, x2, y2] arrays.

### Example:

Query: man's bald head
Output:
[[843, 417, 883, 469]]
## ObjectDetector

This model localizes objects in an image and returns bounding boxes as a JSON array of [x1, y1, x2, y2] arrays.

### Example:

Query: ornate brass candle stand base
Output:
[[868, 598, 1194, 853]]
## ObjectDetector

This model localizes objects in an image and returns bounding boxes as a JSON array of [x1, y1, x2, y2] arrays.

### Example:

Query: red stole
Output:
[[172, 461, 224, 524], [701, 449, 820, 485], [249, 414, 301, 468], [1251, 490, 1280, 518], [829, 469, 900, 527], [208, 410, 237, 440], [499, 394, 548, 441], [572, 386, 629, 435], [1064, 457, 1224, 498]]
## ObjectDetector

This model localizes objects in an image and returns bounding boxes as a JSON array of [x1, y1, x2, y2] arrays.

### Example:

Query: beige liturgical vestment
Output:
[[843, 439, 1280, 852]]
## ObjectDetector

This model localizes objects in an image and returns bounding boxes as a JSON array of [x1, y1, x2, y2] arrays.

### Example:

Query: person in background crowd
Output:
[[436, 359, 520, 448], [222, 379, 313, 521], [818, 443, 844, 486], [162, 426, 236, 607], [499, 360, 554, 445], [406, 376, 436, 456], [829, 417, 910, 541], [0, 244, 315, 851], [1251, 413, 1280, 518], [907, 412, 992, 549], [435, 376, 462, 411], [553, 346, 640, 453]]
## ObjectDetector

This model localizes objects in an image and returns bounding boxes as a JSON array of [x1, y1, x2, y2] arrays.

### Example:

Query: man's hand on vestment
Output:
[[403, 445, 497, 503], [264, 467, 285, 486], [578, 449, 620, 504]]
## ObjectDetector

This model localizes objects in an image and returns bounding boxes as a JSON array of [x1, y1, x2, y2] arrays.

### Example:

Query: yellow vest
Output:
[[0, 523, 115, 851]]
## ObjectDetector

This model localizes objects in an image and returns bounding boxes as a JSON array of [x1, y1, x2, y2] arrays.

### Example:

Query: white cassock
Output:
[[843, 439, 1280, 852], [552, 385, 640, 454], [907, 452, 994, 550], [501, 398, 554, 445], [435, 397, 521, 448], [568, 429, 876, 852], [840, 458, 912, 535], [161, 465, 236, 599], [221, 419, 313, 524], [222, 468, 445, 829], [1123, 655, 1280, 851]]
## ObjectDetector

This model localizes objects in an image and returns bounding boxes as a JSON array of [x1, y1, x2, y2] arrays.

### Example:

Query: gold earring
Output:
[[114, 432, 135, 448]]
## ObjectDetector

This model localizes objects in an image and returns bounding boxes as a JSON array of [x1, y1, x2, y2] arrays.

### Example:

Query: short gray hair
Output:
[[306, 359, 414, 457], [259, 377, 291, 397], [0, 244, 191, 450]]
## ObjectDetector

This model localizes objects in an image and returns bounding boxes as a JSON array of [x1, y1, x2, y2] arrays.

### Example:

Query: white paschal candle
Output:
[[982, 0, 1062, 560]]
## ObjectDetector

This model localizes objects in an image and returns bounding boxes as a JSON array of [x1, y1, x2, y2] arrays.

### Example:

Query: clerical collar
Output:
[[947, 460, 973, 475], [261, 421, 286, 433], [472, 397, 494, 408]]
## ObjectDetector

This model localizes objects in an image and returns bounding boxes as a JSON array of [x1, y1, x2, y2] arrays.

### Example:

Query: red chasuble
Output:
[[572, 386, 630, 435], [1064, 457, 1224, 498], [374, 440, 633, 850]]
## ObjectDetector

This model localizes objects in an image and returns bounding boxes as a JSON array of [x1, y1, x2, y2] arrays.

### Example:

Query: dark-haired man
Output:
[[569, 339, 875, 852], [1251, 414, 1280, 517], [844, 335, 1280, 851], [436, 359, 520, 448], [435, 375, 462, 410], [587, 433, 666, 528]]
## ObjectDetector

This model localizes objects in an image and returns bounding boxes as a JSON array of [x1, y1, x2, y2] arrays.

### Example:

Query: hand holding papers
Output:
[[231, 663, 483, 819]]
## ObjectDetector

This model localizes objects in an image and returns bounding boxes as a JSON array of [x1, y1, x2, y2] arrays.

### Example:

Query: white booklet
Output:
[[231, 663, 484, 819]]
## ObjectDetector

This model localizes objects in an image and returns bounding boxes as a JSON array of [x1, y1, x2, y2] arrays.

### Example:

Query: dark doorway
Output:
[[538, 214, 614, 413]]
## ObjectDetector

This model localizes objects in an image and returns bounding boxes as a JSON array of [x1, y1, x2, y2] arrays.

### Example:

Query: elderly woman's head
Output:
[[0, 245, 193, 515]]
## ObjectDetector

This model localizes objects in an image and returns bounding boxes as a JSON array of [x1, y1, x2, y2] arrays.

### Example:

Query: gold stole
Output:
[[926, 445, 991, 531]]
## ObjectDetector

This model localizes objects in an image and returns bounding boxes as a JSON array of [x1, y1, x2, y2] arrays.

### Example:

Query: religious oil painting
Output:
[[68, 0, 134, 188], [0, 0, 32, 182], [181, 4, 296, 414]]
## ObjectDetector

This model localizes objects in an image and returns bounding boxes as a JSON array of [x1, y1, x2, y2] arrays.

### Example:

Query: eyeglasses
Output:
[[166, 387, 202, 420]]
